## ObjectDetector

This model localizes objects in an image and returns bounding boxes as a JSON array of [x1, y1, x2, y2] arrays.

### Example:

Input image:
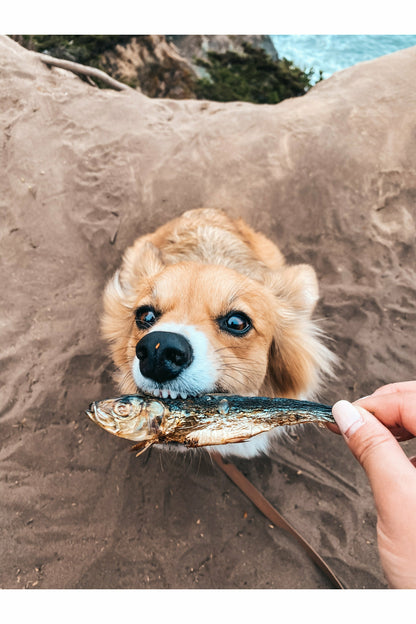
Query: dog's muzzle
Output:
[[135, 331, 193, 383]]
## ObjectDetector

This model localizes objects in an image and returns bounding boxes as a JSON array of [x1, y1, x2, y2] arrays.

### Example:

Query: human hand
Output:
[[331, 381, 416, 588]]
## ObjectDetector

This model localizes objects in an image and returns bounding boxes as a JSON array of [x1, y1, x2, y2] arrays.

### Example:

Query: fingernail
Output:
[[332, 400, 364, 439]]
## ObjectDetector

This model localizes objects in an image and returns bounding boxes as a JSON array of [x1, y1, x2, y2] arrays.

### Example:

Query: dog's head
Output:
[[102, 240, 332, 400]]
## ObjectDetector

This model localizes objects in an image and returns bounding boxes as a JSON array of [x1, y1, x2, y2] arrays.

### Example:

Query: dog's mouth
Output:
[[137, 383, 228, 400], [142, 388, 192, 400]]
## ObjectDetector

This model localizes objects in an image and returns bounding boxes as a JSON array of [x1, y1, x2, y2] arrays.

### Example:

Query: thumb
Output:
[[332, 400, 414, 514]]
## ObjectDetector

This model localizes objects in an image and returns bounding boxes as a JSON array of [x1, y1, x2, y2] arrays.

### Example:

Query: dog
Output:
[[101, 208, 334, 458]]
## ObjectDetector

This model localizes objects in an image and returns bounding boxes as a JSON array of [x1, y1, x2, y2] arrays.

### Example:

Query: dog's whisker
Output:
[[214, 346, 259, 356], [218, 364, 262, 377], [216, 358, 262, 370], [218, 356, 261, 364], [217, 368, 260, 389]]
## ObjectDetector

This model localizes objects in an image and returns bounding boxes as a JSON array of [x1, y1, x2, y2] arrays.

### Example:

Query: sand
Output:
[[1, 35, 416, 589]]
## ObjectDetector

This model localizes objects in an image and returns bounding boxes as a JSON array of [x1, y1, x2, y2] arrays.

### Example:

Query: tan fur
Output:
[[102, 208, 334, 400]]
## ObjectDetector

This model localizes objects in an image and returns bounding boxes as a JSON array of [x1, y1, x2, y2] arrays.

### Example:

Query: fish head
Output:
[[86, 395, 162, 442]]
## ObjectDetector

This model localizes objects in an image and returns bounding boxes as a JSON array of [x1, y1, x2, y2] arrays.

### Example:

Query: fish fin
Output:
[[185, 434, 249, 447], [221, 436, 249, 445], [130, 441, 153, 456]]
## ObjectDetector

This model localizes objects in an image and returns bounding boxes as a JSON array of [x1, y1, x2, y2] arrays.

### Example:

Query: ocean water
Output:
[[270, 34, 416, 81]]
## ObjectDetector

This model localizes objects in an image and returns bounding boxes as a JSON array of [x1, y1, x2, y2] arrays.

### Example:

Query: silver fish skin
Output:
[[86, 394, 335, 449]]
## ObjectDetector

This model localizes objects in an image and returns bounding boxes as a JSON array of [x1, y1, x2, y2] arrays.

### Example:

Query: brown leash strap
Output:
[[212, 452, 344, 589]]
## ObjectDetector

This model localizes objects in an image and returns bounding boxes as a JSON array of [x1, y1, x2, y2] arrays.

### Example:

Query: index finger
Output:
[[371, 380, 416, 397], [356, 391, 416, 440]]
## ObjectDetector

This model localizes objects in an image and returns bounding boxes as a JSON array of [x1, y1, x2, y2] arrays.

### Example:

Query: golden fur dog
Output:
[[102, 208, 334, 458]]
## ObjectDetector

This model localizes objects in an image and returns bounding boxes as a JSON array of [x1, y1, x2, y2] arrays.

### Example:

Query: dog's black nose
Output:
[[135, 331, 193, 382]]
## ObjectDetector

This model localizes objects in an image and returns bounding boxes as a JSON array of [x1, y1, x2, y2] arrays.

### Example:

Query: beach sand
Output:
[[1, 36, 416, 589]]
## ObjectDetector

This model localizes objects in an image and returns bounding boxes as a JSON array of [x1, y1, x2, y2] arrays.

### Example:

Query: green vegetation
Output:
[[194, 43, 317, 104], [11, 36, 320, 104], [11, 35, 133, 67], [10, 35, 194, 95]]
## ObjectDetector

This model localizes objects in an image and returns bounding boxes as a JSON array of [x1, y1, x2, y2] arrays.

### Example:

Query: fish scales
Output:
[[86, 394, 335, 450]]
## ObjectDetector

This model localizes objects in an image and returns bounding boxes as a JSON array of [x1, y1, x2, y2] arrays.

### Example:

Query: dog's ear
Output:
[[273, 264, 319, 318], [101, 240, 165, 376], [118, 240, 165, 294], [101, 239, 164, 331], [260, 264, 334, 398]]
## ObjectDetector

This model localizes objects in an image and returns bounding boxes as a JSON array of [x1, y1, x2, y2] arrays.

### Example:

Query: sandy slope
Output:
[[1, 35, 416, 589]]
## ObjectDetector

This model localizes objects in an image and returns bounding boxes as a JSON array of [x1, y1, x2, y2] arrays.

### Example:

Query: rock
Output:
[[166, 34, 278, 76], [99, 35, 278, 96], [100, 35, 197, 97], [1, 34, 416, 590]]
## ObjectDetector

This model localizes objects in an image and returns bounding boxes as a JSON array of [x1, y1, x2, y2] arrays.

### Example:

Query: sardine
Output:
[[86, 394, 335, 453]]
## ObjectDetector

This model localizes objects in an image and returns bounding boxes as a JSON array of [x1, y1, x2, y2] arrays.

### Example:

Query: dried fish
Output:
[[86, 394, 334, 453]]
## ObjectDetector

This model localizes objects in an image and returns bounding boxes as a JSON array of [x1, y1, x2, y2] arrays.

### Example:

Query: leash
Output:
[[212, 452, 344, 589]]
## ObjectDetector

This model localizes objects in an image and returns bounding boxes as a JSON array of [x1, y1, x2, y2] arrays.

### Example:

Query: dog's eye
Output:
[[135, 306, 159, 329], [218, 311, 252, 336]]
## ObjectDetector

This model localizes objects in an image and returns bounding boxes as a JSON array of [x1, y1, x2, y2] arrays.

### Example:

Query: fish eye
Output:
[[114, 402, 131, 417], [218, 311, 252, 336], [135, 305, 160, 329]]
